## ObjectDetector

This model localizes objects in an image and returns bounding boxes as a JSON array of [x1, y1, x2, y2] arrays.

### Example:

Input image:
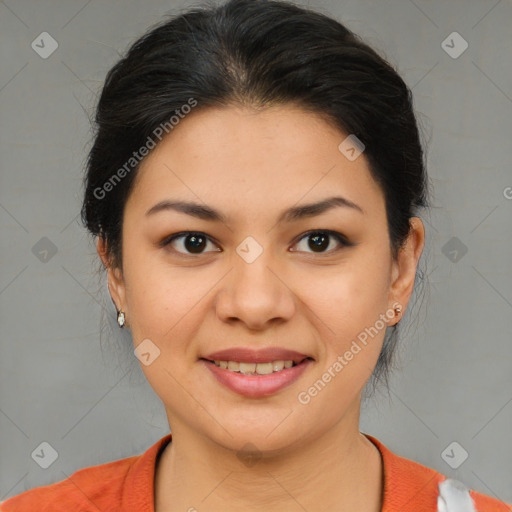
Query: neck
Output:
[[155, 400, 383, 512]]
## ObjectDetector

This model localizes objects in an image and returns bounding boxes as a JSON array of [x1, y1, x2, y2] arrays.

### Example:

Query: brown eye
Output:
[[291, 230, 351, 254], [162, 232, 221, 255]]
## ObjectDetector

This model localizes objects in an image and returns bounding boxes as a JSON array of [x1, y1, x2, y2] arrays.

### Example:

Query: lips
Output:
[[201, 347, 313, 364], [201, 357, 313, 397]]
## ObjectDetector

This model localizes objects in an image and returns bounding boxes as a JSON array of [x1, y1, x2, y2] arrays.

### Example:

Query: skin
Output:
[[98, 104, 425, 512]]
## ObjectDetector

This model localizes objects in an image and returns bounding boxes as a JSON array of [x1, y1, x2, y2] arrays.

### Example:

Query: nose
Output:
[[214, 248, 296, 331]]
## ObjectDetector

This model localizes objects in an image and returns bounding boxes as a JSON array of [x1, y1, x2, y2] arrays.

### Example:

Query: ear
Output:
[[97, 237, 127, 319], [388, 217, 425, 324]]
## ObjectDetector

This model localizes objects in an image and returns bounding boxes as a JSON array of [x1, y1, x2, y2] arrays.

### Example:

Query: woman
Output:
[[2, 0, 510, 511]]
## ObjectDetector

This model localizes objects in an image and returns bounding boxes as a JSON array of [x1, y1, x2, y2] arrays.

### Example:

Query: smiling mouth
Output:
[[200, 357, 313, 376]]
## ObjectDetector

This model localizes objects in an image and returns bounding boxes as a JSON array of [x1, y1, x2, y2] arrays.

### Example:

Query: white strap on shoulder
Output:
[[437, 478, 477, 512]]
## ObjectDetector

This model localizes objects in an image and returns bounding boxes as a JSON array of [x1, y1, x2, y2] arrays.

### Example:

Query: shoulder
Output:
[[469, 487, 512, 512], [0, 455, 139, 512], [364, 434, 512, 512], [0, 433, 172, 512]]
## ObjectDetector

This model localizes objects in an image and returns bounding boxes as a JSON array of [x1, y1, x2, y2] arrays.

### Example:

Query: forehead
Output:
[[127, 105, 385, 221]]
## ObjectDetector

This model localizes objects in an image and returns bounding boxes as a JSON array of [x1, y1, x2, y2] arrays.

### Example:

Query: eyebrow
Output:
[[145, 195, 364, 223]]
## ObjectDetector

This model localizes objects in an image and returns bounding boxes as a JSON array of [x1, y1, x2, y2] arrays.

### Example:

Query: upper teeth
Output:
[[214, 360, 295, 375]]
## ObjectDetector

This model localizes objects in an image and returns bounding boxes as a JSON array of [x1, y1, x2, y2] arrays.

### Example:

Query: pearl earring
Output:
[[394, 305, 402, 326], [117, 311, 126, 328]]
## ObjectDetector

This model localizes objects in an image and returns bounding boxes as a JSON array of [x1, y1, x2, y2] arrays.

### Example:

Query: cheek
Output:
[[122, 241, 219, 353], [122, 241, 179, 334], [295, 265, 391, 418], [293, 272, 391, 433], [309, 251, 392, 361]]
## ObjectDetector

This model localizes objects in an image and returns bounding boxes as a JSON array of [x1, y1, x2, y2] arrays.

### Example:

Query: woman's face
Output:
[[100, 104, 424, 454]]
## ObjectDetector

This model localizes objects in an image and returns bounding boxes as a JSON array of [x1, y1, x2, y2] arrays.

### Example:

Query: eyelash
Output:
[[159, 230, 353, 256]]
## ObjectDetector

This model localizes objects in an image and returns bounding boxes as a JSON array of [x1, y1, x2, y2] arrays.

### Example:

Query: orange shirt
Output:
[[2, 433, 510, 511]]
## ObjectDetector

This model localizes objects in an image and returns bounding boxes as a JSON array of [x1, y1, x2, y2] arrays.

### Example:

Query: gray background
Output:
[[1, 0, 511, 505]]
